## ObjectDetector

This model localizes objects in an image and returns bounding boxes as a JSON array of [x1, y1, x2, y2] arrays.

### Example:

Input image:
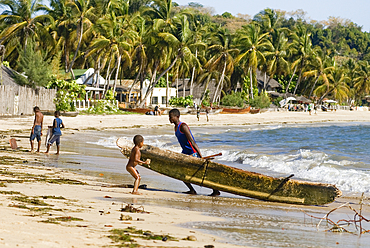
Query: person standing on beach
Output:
[[126, 135, 150, 195], [45, 111, 64, 155], [206, 106, 210, 122], [169, 108, 220, 196], [30, 106, 44, 153]]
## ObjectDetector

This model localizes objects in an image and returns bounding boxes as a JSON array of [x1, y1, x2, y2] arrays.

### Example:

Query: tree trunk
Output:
[[249, 67, 254, 99], [128, 67, 142, 103], [212, 59, 226, 103], [200, 75, 211, 104], [285, 66, 297, 98], [166, 72, 169, 107], [293, 60, 304, 95], [308, 76, 319, 100], [189, 49, 197, 96], [149, 67, 158, 106], [139, 54, 180, 108], [176, 77, 179, 97], [182, 75, 186, 98], [113, 56, 121, 94], [103, 55, 113, 97], [68, 18, 84, 79]]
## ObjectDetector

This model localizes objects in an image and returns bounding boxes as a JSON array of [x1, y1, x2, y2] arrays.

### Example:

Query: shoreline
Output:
[[1, 110, 370, 134]]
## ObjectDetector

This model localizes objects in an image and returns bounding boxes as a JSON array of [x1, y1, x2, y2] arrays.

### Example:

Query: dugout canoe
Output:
[[221, 106, 251, 114], [117, 138, 341, 205]]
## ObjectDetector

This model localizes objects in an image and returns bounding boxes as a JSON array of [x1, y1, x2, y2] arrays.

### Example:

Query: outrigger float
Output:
[[117, 138, 341, 205]]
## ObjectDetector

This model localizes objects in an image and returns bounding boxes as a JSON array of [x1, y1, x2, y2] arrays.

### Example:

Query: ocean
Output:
[[43, 122, 370, 247]]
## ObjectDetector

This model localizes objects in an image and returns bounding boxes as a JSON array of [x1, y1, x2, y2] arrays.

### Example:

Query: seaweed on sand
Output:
[[109, 227, 177, 247], [120, 204, 149, 214], [40, 216, 83, 224]]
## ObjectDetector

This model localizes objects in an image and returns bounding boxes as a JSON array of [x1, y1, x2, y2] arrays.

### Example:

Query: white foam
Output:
[[224, 149, 370, 193]]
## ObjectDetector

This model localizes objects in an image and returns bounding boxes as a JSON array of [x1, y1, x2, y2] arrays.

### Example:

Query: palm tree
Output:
[[290, 25, 316, 95], [139, 14, 199, 107], [264, 29, 291, 89], [253, 8, 283, 35], [205, 27, 237, 103], [236, 24, 272, 99], [66, 0, 96, 78], [86, 11, 135, 94], [303, 51, 335, 99], [314, 67, 350, 103], [353, 61, 370, 97], [42, 0, 76, 72], [0, 0, 53, 65], [128, 15, 148, 103]]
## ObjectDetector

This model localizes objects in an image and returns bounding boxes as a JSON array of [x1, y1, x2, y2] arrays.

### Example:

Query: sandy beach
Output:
[[1, 109, 370, 133], [1, 110, 370, 247]]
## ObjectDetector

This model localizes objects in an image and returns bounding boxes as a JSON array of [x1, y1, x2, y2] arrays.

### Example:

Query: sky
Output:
[[174, 0, 370, 32]]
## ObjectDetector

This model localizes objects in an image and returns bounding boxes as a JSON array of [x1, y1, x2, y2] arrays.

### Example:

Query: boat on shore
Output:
[[250, 108, 260, 114], [117, 138, 341, 205], [221, 106, 251, 114], [120, 108, 151, 114]]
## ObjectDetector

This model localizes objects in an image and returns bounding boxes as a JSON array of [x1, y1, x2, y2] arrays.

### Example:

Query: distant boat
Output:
[[120, 108, 151, 114], [249, 108, 260, 114], [117, 138, 341, 205], [221, 106, 251, 114]]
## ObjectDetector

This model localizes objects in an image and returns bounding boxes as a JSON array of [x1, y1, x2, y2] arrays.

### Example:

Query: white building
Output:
[[146, 87, 177, 107], [141, 80, 176, 107]]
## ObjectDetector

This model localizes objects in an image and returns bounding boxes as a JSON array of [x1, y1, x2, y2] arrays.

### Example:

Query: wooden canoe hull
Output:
[[117, 138, 341, 205], [221, 106, 251, 114]]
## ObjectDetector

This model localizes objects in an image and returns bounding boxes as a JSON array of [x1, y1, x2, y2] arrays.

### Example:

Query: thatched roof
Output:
[[0, 65, 19, 87], [171, 78, 218, 100], [256, 71, 282, 89]]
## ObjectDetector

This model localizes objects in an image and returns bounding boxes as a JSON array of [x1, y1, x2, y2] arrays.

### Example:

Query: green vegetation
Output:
[[47, 77, 86, 112], [81, 100, 120, 114], [221, 92, 245, 107], [109, 227, 177, 247], [169, 95, 194, 107], [0, 168, 85, 185], [11, 196, 50, 206], [13, 39, 53, 88], [41, 216, 83, 224], [1, 1, 370, 107], [0, 190, 22, 195], [248, 92, 271, 109]]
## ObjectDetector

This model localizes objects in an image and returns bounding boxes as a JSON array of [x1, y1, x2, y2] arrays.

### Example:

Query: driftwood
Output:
[[117, 138, 342, 205], [298, 193, 370, 235]]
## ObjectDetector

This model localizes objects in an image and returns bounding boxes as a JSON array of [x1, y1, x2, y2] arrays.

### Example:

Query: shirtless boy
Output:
[[30, 106, 44, 152], [169, 108, 220, 196], [126, 135, 150, 194]]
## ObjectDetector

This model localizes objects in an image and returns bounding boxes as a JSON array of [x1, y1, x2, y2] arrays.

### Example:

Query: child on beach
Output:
[[30, 106, 44, 153], [169, 108, 220, 196], [126, 135, 150, 194], [45, 111, 64, 155]]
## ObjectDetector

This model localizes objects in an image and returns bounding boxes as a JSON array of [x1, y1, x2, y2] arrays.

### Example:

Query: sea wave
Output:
[[218, 148, 370, 193]]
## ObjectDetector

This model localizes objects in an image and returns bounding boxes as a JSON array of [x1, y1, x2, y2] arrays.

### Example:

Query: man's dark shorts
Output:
[[48, 135, 61, 146], [30, 125, 42, 142]]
